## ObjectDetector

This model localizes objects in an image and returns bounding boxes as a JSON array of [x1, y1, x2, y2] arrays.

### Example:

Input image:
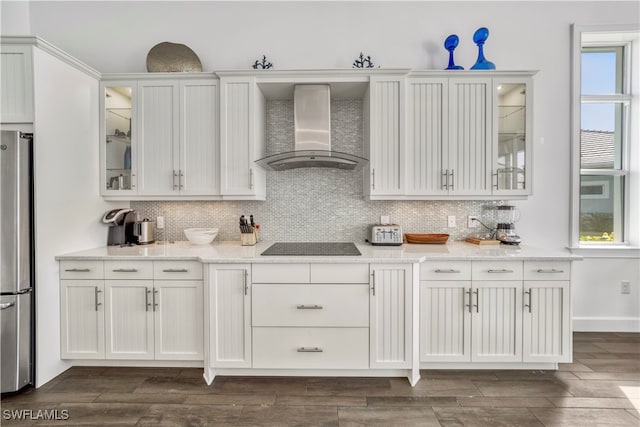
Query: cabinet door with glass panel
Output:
[[100, 81, 137, 196], [491, 76, 533, 196]]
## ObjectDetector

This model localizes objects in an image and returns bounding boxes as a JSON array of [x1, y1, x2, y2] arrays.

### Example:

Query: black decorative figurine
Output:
[[471, 27, 495, 70], [353, 52, 375, 69], [252, 55, 273, 70], [444, 35, 464, 70]]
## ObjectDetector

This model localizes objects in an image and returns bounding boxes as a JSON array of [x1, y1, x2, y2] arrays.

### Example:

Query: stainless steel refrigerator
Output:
[[1, 130, 34, 393]]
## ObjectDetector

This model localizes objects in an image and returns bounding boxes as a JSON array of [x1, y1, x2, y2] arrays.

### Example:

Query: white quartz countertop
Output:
[[56, 241, 581, 263]]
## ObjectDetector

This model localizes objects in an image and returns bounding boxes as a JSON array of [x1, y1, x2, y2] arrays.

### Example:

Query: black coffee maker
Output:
[[102, 208, 138, 245]]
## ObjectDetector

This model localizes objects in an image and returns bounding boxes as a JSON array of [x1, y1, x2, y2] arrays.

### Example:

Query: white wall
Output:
[[0, 0, 30, 35], [32, 47, 122, 387]]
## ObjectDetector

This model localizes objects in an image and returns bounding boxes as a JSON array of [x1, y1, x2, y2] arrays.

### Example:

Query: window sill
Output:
[[569, 245, 640, 258]]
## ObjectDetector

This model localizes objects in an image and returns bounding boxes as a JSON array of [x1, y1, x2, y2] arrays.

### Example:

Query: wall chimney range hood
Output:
[[256, 85, 368, 171]]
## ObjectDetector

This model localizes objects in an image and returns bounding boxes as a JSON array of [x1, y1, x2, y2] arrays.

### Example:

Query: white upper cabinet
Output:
[[100, 81, 138, 196], [406, 78, 448, 195], [492, 77, 533, 196], [219, 76, 266, 200], [100, 76, 219, 199], [447, 77, 493, 196], [0, 45, 34, 123], [364, 75, 406, 197], [137, 80, 180, 196]]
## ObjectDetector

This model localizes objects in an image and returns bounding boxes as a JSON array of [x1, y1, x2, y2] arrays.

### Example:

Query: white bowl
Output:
[[183, 228, 219, 245]]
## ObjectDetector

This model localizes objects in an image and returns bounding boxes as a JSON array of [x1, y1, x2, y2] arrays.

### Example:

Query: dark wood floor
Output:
[[2, 332, 639, 426]]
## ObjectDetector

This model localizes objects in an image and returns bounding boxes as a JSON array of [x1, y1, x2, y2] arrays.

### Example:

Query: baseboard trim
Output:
[[573, 317, 640, 332]]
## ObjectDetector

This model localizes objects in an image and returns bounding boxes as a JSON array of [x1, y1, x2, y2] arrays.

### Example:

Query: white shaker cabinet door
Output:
[[447, 77, 492, 196], [154, 280, 204, 360], [370, 264, 413, 369], [471, 280, 523, 362], [179, 80, 219, 196], [365, 75, 406, 197], [419, 281, 471, 362], [0, 45, 34, 123], [406, 78, 448, 196], [137, 81, 180, 195], [206, 264, 251, 368], [219, 77, 266, 199], [60, 280, 105, 359], [104, 280, 154, 360], [523, 281, 571, 363]]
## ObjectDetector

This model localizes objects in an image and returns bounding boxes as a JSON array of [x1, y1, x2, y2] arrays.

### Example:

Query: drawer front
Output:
[[105, 261, 153, 279], [421, 261, 471, 281], [524, 261, 571, 281], [253, 327, 369, 369], [252, 264, 310, 283], [60, 261, 103, 279], [472, 261, 523, 281], [154, 261, 203, 280], [252, 284, 369, 327], [310, 264, 369, 283]]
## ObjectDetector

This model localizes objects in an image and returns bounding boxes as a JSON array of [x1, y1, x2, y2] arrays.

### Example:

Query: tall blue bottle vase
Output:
[[471, 27, 496, 70]]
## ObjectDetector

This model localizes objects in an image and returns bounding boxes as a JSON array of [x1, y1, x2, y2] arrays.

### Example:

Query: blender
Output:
[[494, 205, 521, 245]]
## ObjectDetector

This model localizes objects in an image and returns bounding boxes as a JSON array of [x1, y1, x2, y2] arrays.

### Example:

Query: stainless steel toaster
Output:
[[368, 224, 403, 246]]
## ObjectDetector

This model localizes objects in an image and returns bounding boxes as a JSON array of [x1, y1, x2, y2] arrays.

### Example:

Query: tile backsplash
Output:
[[132, 100, 497, 243]]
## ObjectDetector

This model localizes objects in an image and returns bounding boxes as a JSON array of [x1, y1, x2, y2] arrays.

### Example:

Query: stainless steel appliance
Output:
[[493, 205, 522, 245], [102, 208, 137, 246], [261, 242, 361, 256], [256, 85, 369, 171], [1, 131, 34, 393], [368, 224, 403, 246], [134, 219, 156, 245]]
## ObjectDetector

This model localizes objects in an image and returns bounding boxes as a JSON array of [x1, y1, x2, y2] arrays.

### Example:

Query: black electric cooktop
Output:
[[261, 242, 361, 256]]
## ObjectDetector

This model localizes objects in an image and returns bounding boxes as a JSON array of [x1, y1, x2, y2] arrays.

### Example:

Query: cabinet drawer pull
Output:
[[435, 269, 461, 274], [173, 170, 178, 190], [297, 347, 323, 353], [145, 287, 151, 311], [487, 269, 514, 273], [153, 289, 158, 311], [465, 289, 471, 313], [94, 287, 102, 312], [65, 268, 90, 272], [372, 168, 376, 190], [371, 271, 376, 296], [296, 304, 323, 310], [162, 269, 188, 273], [249, 168, 254, 190], [492, 170, 499, 190], [441, 169, 448, 190], [244, 270, 248, 296], [449, 170, 454, 191], [112, 268, 138, 273], [179, 170, 184, 190], [536, 268, 564, 274]]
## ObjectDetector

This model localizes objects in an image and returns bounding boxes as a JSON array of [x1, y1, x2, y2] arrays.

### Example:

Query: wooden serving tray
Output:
[[404, 233, 449, 244], [465, 237, 501, 245]]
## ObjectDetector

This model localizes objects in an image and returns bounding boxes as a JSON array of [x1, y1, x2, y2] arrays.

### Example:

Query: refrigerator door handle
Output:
[[0, 302, 15, 310]]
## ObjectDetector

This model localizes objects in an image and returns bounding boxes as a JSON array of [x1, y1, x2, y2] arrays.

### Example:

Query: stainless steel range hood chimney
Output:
[[256, 85, 368, 171]]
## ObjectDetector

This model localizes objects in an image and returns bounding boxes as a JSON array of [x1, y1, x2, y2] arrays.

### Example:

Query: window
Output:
[[571, 25, 639, 249]]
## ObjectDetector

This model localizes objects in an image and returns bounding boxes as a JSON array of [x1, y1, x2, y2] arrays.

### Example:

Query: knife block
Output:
[[240, 231, 257, 246]]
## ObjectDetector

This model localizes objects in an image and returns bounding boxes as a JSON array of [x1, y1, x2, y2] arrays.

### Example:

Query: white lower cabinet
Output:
[[60, 280, 105, 359], [205, 264, 251, 368], [61, 260, 203, 361], [420, 260, 570, 366], [370, 264, 413, 369]]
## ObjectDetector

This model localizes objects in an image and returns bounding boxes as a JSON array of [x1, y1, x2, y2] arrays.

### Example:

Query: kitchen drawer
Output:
[[105, 260, 153, 279], [523, 261, 571, 281], [472, 261, 523, 281], [252, 284, 369, 327], [252, 327, 369, 369], [153, 261, 202, 280], [252, 264, 309, 283], [60, 261, 104, 279], [310, 264, 369, 283], [421, 261, 471, 281]]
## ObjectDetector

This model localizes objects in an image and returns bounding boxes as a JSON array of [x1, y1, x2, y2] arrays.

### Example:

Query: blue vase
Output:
[[471, 27, 496, 70], [444, 35, 464, 70]]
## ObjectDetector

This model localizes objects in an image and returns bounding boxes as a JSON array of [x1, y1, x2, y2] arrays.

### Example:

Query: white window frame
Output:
[[570, 24, 640, 255]]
